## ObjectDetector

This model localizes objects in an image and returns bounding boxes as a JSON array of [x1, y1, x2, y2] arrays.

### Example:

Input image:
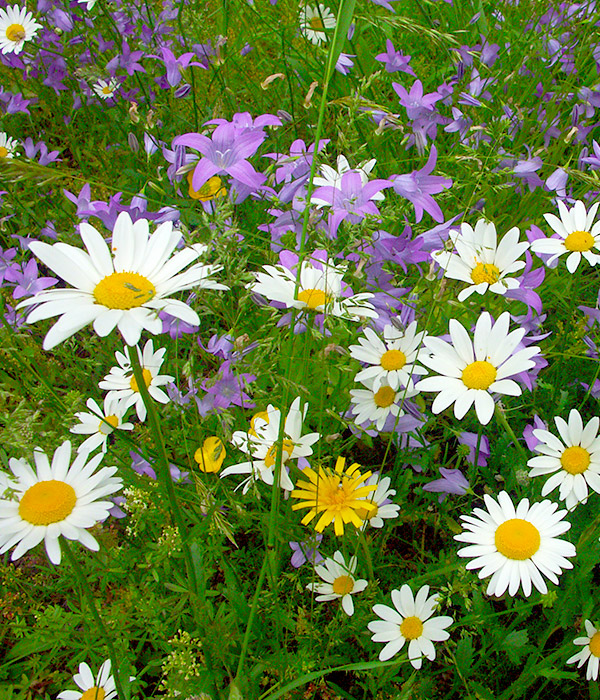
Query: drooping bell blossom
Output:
[[148, 46, 205, 87], [4, 259, 56, 299], [423, 467, 470, 502], [173, 122, 266, 191], [311, 171, 392, 238], [391, 147, 452, 223], [457, 431, 490, 467], [375, 40, 416, 74]]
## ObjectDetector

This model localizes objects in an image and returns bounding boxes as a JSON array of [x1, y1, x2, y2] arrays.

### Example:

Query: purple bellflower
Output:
[[148, 46, 205, 87], [289, 535, 324, 568], [393, 80, 443, 120], [5, 259, 56, 299], [375, 40, 416, 75], [423, 467, 470, 502], [391, 146, 452, 222], [311, 171, 391, 238], [173, 122, 266, 191]]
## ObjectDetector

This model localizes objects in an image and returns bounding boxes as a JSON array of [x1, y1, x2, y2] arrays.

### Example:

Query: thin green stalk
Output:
[[234, 552, 270, 681], [129, 347, 222, 698], [129, 348, 198, 593], [62, 540, 128, 700], [495, 403, 528, 463]]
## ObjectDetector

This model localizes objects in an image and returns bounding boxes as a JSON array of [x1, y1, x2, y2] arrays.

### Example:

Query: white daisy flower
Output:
[[298, 3, 336, 46], [0, 441, 122, 565], [19, 211, 227, 350], [349, 321, 428, 392], [0, 131, 19, 159], [70, 396, 134, 454], [356, 473, 400, 529], [58, 658, 135, 700], [99, 340, 174, 422], [455, 491, 576, 597], [431, 219, 529, 302], [530, 199, 600, 273], [250, 256, 378, 321], [527, 409, 600, 510], [220, 397, 319, 493], [307, 550, 367, 616], [349, 377, 418, 431], [0, 4, 42, 55], [368, 585, 453, 667], [93, 78, 119, 100], [415, 311, 540, 425], [567, 619, 600, 681]]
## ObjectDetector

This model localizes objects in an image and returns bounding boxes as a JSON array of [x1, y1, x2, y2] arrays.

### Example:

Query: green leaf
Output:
[[326, 0, 357, 82], [455, 636, 474, 676]]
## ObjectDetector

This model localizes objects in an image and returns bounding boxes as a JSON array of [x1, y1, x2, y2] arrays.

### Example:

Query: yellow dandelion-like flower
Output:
[[291, 456, 376, 535]]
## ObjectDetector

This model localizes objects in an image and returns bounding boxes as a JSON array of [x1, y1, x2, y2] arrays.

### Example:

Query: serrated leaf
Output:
[[455, 636, 474, 676]]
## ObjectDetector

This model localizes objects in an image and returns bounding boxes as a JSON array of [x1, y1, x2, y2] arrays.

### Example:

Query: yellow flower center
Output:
[[18, 480, 77, 526], [471, 262, 500, 285], [461, 361, 497, 390], [590, 631, 600, 657], [187, 172, 226, 202], [101, 85, 112, 95], [81, 688, 106, 700], [495, 518, 541, 560], [560, 446, 590, 474], [374, 386, 396, 408], [6, 23, 25, 42], [400, 616, 424, 640], [380, 349, 407, 371], [129, 368, 152, 393], [98, 414, 119, 435], [194, 436, 226, 473], [264, 439, 295, 468], [93, 271, 156, 310], [309, 16, 324, 29], [564, 230, 594, 252], [296, 288, 331, 310], [0, 146, 8, 158], [332, 574, 354, 596]]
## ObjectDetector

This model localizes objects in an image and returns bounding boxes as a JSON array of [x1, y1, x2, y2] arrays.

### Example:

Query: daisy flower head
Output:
[[356, 473, 400, 529], [455, 491, 576, 597], [527, 409, 600, 510], [307, 551, 368, 616], [93, 78, 119, 100], [349, 376, 418, 431], [70, 396, 134, 454], [415, 311, 540, 425], [431, 219, 529, 302], [221, 397, 319, 493], [99, 340, 174, 422], [0, 5, 42, 55], [250, 253, 378, 322], [299, 3, 336, 46], [0, 441, 122, 565], [0, 132, 19, 159], [349, 321, 428, 392], [58, 658, 135, 700], [368, 585, 453, 667], [291, 456, 376, 535], [531, 199, 600, 273], [19, 211, 227, 350], [567, 619, 600, 681]]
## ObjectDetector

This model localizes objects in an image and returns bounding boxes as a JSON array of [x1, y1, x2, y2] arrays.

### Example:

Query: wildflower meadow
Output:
[[2, 0, 600, 698]]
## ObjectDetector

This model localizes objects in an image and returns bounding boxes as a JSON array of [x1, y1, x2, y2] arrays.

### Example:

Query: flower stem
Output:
[[129, 346, 222, 698], [495, 404, 528, 462], [62, 540, 128, 699]]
